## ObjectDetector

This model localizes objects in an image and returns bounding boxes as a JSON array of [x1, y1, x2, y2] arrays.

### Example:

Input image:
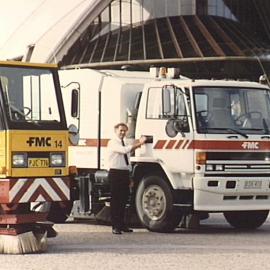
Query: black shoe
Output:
[[121, 227, 133, 233], [112, 228, 122, 235]]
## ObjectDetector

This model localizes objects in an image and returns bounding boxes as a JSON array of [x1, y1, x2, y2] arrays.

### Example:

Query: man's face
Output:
[[115, 125, 128, 139]]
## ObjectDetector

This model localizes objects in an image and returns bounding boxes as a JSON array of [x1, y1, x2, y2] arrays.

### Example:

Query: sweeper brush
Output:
[[0, 203, 53, 254], [0, 231, 47, 254]]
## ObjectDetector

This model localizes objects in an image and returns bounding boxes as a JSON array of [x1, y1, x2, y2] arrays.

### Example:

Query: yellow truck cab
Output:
[[0, 61, 70, 241]]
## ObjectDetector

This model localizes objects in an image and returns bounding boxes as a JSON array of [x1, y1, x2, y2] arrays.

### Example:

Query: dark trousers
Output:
[[109, 169, 130, 229]]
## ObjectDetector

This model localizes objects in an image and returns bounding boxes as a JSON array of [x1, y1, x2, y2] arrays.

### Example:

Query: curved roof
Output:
[[29, 0, 110, 63], [3, 0, 270, 81]]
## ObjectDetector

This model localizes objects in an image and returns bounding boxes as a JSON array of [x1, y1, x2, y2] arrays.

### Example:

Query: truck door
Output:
[[137, 84, 194, 177]]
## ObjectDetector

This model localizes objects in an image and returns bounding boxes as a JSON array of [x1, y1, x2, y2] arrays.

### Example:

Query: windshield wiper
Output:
[[205, 127, 248, 138], [226, 128, 248, 138]]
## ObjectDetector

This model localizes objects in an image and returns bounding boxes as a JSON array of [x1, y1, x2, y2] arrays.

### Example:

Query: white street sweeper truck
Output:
[[0, 61, 71, 253], [59, 67, 270, 232]]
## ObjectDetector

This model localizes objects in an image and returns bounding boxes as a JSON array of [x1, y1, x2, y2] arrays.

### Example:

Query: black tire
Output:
[[224, 210, 269, 230], [47, 201, 73, 223], [135, 175, 182, 232]]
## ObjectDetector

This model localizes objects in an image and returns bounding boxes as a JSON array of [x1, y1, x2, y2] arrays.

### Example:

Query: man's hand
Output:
[[139, 136, 147, 145]]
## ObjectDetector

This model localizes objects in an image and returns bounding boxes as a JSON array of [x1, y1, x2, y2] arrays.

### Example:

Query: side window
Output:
[[146, 87, 162, 119], [175, 90, 187, 116]]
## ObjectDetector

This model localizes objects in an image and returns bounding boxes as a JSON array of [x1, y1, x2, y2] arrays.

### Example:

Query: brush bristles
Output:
[[0, 231, 47, 254]]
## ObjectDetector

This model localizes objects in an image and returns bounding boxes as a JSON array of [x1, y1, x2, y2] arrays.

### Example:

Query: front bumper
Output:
[[193, 176, 270, 211]]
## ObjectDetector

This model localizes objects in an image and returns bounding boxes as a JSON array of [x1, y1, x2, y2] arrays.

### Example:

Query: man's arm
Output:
[[130, 136, 147, 152]]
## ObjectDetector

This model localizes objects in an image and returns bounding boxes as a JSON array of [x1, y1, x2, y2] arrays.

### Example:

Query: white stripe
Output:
[[19, 178, 61, 202], [52, 178, 70, 199], [177, 140, 185, 149], [9, 178, 28, 202], [184, 140, 191, 149]]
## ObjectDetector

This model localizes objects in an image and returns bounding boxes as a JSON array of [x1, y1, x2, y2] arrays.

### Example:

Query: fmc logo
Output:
[[26, 137, 52, 147], [241, 141, 259, 150]]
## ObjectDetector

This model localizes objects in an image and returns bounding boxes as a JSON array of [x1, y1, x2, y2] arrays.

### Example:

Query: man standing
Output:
[[107, 123, 146, 235]]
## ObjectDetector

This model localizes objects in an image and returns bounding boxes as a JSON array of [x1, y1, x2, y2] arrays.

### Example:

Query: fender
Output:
[[131, 156, 192, 189]]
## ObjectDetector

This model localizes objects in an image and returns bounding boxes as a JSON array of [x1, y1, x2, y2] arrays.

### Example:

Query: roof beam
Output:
[[209, 17, 244, 56], [194, 15, 225, 57], [166, 17, 183, 58], [179, 16, 203, 57]]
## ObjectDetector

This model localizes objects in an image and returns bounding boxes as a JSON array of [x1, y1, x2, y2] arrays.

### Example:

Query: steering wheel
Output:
[[11, 106, 32, 120], [235, 111, 262, 127], [22, 107, 32, 117]]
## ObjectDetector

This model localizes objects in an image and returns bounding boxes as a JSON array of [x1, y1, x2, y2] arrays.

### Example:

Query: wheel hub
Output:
[[142, 185, 166, 220]]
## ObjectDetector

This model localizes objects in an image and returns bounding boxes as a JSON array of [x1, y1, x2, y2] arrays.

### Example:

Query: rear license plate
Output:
[[244, 180, 262, 189], [28, 158, 49, 168]]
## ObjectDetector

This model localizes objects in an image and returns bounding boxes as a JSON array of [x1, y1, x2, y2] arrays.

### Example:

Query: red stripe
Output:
[[27, 185, 53, 202], [84, 139, 109, 147], [11, 180, 33, 203], [188, 140, 270, 150], [81, 138, 270, 151], [49, 178, 69, 201], [175, 140, 184, 149], [181, 140, 190, 149], [154, 140, 167, 149], [165, 140, 177, 149]]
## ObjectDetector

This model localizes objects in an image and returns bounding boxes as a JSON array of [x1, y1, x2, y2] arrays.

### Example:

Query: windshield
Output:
[[0, 66, 66, 130], [194, 86, 270, 135]]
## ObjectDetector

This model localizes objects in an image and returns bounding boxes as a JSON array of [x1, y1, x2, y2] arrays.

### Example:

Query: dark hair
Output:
[[114, 122, 128, 130]]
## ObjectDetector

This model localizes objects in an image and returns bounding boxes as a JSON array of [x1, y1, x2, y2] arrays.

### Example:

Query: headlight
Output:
[[215, 165, 224, 171], [206, 164, 214, 171], [12, 153, 27, 167], [50, 153, 65, 167]]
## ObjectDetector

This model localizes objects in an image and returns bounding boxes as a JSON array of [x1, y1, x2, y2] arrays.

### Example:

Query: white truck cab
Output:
[[60, 67, 270, 232]]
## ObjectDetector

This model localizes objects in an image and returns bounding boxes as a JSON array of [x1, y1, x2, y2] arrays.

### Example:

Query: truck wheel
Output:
[[224, 210, 269, 229], [47, 201, 73, 223], [135, 175, 182, 232]]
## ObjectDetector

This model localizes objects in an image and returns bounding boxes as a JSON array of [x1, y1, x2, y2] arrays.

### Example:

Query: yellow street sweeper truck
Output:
[[0, 61, 71, 254]]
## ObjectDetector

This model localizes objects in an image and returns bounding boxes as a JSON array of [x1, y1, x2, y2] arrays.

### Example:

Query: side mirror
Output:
[[71, 89, 79, 118], [68, 124, 79, 145]]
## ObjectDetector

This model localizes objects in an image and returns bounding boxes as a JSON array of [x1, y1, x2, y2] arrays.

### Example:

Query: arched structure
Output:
[[28, 0, 270, 80]]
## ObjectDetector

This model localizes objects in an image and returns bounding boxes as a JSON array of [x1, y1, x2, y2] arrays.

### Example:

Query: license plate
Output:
[[28, 158, 49, 168], [244, 180, 262, 189]]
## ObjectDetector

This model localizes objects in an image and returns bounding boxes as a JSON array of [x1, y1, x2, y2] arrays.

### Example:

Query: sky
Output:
[[0, 0, 93, 60]]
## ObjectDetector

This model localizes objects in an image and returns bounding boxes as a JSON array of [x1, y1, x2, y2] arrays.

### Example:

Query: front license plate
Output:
[[28, 158, 49, 168], [244, 180, 262, 189]]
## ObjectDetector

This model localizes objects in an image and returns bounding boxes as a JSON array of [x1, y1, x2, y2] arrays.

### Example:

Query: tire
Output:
[[47, 201, 73, 223], [135, 175, 182, 232], [224, 210, 269, 230]]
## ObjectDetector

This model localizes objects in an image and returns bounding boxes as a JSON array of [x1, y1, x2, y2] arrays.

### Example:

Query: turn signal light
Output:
[[69, 166, 78, 175], [196, 152, 207, 165]]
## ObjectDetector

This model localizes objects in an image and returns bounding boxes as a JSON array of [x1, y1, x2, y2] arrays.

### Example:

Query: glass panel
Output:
[[116, 29, 130, 61], [103, 32, 118, 62], [144, 21, 160, 59], [111, 0, 121, 31], [156, 18, 177, 58], [146, 88, 162, 119], [130, 25, 144, 60], [122, 0, 131, 26]]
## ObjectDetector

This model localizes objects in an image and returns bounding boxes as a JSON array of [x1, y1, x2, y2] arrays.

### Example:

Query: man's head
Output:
[[114, 123, 128, 140]]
